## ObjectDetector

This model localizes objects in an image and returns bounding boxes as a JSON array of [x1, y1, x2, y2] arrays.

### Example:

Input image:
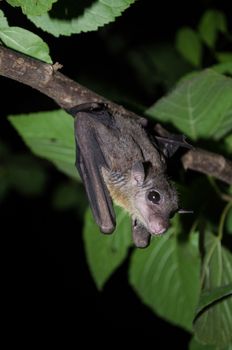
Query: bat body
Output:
[[68, 103, 190, 248]]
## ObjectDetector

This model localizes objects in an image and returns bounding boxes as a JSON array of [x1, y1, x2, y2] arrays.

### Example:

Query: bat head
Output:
[[130, 161, 179, 236]]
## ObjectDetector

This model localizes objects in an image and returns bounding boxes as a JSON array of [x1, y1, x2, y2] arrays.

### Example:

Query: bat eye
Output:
[[147, 190, 161, 204]]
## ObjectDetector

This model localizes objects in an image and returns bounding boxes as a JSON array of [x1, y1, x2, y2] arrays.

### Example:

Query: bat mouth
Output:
[[147, 216, 169, 235]]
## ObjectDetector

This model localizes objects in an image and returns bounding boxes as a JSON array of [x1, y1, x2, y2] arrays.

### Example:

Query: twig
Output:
[[182, 149, 232, 185], [0, 45, 138, 119], [0, 46, 232, 185]]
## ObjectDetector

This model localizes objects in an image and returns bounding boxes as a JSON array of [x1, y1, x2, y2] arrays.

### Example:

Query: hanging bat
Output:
[[67, 102, 192, 248]]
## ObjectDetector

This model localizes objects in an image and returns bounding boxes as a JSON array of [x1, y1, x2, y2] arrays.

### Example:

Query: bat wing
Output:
[[71, 106, 116, 234]]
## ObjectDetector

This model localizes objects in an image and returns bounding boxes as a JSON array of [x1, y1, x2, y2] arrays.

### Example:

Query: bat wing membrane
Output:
[[74, 112, 116, 233]]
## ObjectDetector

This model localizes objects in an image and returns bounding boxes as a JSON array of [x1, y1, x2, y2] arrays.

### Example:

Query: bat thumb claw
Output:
[[100, 224, 115, 234]]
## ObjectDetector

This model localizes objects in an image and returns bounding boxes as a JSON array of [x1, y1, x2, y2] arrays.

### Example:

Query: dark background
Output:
[[1, 0, 231, 344]]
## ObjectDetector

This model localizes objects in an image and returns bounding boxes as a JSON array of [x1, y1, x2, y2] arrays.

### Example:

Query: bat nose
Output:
[[149, 217, 169, 235]]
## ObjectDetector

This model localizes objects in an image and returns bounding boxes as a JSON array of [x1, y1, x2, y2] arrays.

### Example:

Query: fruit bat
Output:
[[67, 102, 192, 248]]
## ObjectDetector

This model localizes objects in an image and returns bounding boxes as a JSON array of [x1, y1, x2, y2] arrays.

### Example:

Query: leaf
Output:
[[27, 0, 137, 37], [83, 206, 131, 290], [196, 284, 232, 315], [0, 10, 9, 28], [198, 10, 227, 48], [189, 337, 216, 350], [216, 52, 232, 63], [129, 229, 201, 331], [211, 62, 232, 75], [8, 110, 79, 180], [189, 338, 232, 350], [6, 0, 57, 16], [146, 70, 232, 141], [200, 232, 232, 289], [194, 232, 232, 347], [194, 295, 232, 347], [226, 206, 232, 235], [0, 27, 52, 63], [224, 134, 232, 154], [175, 27, 202, 67]]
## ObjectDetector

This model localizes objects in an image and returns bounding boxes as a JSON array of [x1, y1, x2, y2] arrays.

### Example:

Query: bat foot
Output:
[[134, 237, 151, 248], [100, 224, 115, 234], [132, 220, 151, 248]]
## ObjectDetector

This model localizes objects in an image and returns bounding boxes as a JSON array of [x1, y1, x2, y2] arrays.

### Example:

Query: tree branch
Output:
[[0, 45, 232, 185], [182, 149, 232, 185], [0, 45, 138, 119]]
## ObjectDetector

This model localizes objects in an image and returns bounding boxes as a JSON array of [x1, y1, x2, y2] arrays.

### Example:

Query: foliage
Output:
[[146, 70, 232, 141], [129, 225, 201, 331], [83, 206, 131, 290], [27, 0, 136, 37], [8, 110, 78, 180], [0, 9, 51, 62], [6, 0, 58, 16], [1, 1, 232, 348]]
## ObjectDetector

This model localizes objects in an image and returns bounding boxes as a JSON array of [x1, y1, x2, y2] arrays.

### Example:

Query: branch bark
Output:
[[0, 46, 232, 185], [182, 149, 232, 185], [0, 45, 138, 119]]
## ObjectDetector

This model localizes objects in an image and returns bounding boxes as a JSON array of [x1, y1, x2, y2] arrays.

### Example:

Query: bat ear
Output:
[[131, 161, 145, 186]]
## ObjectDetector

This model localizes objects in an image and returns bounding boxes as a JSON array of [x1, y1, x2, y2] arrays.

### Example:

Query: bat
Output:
[[67, 102, 192, 248]]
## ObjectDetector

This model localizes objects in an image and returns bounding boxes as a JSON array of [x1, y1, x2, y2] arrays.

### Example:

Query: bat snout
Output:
[[148, 216, 169, 235]]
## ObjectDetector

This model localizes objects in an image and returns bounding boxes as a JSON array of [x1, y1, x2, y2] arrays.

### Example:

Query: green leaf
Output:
[[189, 338, 232, 350], [189, 337, 216, 350], [175, 27, 202, 67], [226, 206, 232, 235], [224, 134, 232, 154], [198, 10, 227, 48], [194, 295, 232, 347], [8, 110, 78, 180], [216, 52, 232, 64], [7, 0, 57, 16], [196, 284, 232, 315], [194, 232, 232, 347], [129, 229, 201, 331], [211, 62, 232, 75], [200, 232, 232, 289], [83, 206, 131, 290], [0, 10, 9, 28], [146, 70, 232, 141], [0, 26, 52, 63], [27, 0, 136, 37]]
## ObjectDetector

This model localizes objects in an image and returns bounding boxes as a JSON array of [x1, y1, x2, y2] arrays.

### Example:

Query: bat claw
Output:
[[100, 224, 115, 234], [132, 219, 151, 248]]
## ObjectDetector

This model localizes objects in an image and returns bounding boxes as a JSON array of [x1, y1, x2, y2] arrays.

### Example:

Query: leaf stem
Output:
[[218, 201, 232, 240], [208, 176, 232, 202], [200, 237, 218, 287]]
